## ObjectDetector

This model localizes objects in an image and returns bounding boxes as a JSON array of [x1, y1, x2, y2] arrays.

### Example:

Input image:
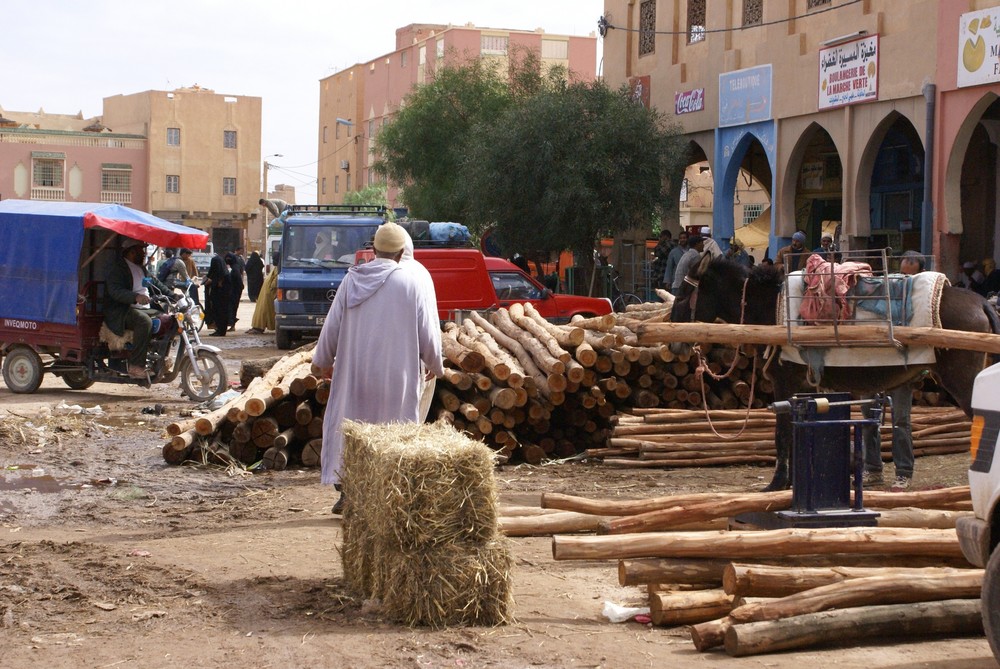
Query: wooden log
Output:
[[162, 441, 192, 465], [271, 399, 299, 428], [542, 486, 971, 515], [619, 558, 732, 587], [637, 321, 1000, 355], [724, 563, 981, 599], [251, 416, 279, 449], [523, 302, 585, 346], [262, 446, 289, 471], [301, 438, 323, 467], [454, 327, 512, 382], [602, 492, 792, 534], [166, 416, 199, 438], [295, 399, 314, 425], [273, 426, 298, 450], [195, 376, 266, 435], [440, 328, 486, 372], [441, 367, 474, 391], [238, 354, 283, 387], [650, 589, 734, 627], [496, 306, 567, 373], [551, 528, 964, 562], [723, 599, 982, 657], [570, 312, 616, 331]]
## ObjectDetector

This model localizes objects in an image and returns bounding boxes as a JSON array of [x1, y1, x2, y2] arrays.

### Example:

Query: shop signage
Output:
[[958, 7, 1000, 88], [675, 88, 705, 115], [818, 34, 879, 109], [719, 65, 772, 127]]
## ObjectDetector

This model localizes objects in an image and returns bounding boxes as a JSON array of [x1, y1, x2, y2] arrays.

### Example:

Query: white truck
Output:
[[957, 361, 1000, 660]]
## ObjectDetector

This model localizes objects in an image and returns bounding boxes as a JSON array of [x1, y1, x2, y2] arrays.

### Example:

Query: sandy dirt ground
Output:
[[0, 298, 996, 668]]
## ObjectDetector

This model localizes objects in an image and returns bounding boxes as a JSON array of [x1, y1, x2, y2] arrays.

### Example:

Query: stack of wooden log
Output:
[[587, 405, 973, 469], [505, 487, 983, 656], [162, 347, 326, 469], [430, 301, 777, 464]]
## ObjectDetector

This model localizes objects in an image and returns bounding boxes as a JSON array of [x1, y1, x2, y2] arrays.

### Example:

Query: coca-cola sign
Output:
[[675, 88, 705, 115]]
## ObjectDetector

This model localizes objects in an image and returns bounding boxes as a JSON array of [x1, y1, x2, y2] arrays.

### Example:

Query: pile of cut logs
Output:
[[586, 405, 973, 469], [162, 347, 323, 469], [429, 300, 777, 463], [500, 486, 982, 656]]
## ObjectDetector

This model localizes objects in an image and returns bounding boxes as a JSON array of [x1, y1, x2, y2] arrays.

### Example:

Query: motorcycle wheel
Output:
[[180, 350, 227, 402], [62, 369, 95, 390], [2, 345, 44, 394]]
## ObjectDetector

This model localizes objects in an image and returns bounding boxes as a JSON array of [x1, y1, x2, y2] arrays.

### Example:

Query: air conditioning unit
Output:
[[340, 160, 350, 171]]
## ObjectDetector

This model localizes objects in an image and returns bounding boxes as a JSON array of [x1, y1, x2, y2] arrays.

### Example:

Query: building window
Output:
[[743, 0, 762, 26], [639, 1, 656, 56], [742, 203, 765, 226], [481, 35, 509, 55], [688, 0, 706, 43], [336, 123, 341, 140], [101, 166, 132, 204], [166, 127, 180, 146], [368, 119, 375, 137], [807, 0, 831, 7], [323, 125, 328, 143], [542, 39, 569, 60], [436, 39, 444, 59], [223, 177, 237, 196], [346, 174, 352, 192], [33, 158, 64, 187], [322, 177, 327, 195], [401, 50, 408, 67], [223, 130, 237, 149], [166, 175, 180, 193], [334, 175, 340, 193]]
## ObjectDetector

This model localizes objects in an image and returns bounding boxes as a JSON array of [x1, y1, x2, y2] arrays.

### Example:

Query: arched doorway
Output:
[[785, 124, 843, 252], [866, 116, 925, 254], [958, 100, 1000, 265], [717, 131, 774, 257]]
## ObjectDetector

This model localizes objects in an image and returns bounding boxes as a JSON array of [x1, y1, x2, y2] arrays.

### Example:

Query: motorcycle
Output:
[[0, 199, 225, 401]]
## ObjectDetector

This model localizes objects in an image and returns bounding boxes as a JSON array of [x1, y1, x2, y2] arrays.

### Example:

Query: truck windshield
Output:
[[282, 224, 379, 268]]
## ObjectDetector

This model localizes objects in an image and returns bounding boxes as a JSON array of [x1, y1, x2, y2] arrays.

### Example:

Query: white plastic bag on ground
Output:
[[602, 601, 650, 623]]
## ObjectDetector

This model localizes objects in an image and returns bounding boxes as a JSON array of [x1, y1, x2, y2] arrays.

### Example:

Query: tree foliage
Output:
[[462, 80, 687, 263], [343, 183, 391, 213]]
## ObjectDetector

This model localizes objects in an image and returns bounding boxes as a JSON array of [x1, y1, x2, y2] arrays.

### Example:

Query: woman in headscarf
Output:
[[204, 252, 231, 336], [245, 251, 265, 302], [225, 252, 245, 331]]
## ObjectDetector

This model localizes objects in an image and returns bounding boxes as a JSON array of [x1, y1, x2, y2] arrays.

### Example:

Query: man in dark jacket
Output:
[[104, 238, 171, 378]]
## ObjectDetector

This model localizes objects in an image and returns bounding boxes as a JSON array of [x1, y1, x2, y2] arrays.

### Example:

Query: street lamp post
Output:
[[261, 153, 283, 250]]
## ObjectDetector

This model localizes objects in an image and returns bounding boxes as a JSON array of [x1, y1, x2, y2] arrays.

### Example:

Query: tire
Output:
[[275, 327, 293, 350], [62, 369, 95, 390], [613, 292, 643, 312], [180, 350, 227, 402], [2, 346, 44, 394], [983, 542, 1000, 661]]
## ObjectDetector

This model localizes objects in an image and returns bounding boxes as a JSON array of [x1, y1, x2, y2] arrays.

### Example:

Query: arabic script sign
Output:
[[719, 65, 772, 128], [675, 88, 704, 115], [957, 7, 1000, 88], [818, 34, 879, 109]]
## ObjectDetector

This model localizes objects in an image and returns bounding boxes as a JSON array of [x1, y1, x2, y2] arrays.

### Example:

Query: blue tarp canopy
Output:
[[0, 200, 210, 325]]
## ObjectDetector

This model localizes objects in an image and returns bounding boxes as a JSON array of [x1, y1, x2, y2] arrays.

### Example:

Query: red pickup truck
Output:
[[355, 247, 612, 322]]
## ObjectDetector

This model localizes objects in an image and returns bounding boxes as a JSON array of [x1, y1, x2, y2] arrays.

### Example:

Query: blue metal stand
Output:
[[735, 393, 883, 529]]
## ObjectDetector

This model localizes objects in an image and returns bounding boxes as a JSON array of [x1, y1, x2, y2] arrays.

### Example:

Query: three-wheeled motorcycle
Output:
[[0, 200, 228, 401]]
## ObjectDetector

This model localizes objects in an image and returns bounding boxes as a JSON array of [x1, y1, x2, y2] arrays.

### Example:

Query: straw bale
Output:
[[380, 538, 515, 628], [339, 420, 512, 625], [342, 420, 500, 551]]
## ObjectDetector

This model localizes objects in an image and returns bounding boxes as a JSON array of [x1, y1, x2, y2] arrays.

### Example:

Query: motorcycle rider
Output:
[[103, 237, 173, 378]]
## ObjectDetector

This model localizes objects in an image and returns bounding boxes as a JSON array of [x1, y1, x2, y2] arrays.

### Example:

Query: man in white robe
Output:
[[313, 222, 444, 514]]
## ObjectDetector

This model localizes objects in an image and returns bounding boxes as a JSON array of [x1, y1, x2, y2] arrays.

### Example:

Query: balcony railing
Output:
[[30, 187, 65, 201], [101, 191, 132, 205]]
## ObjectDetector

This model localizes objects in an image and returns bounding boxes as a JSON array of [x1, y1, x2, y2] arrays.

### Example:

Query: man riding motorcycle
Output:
[[103, 237, 174, 378]]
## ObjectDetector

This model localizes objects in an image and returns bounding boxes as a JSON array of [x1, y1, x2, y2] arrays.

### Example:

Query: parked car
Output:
[[356, 246, 612, 322]]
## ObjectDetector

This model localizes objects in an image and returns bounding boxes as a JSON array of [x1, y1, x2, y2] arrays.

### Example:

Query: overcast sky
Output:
[[2, 1, 605, 204]]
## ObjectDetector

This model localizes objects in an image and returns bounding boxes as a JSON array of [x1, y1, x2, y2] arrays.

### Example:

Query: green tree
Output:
[[343, 183, 391, 214], [462, 80, 686, 278]]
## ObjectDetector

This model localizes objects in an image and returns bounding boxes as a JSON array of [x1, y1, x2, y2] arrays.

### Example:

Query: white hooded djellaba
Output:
[[313, 256, 444, 485]]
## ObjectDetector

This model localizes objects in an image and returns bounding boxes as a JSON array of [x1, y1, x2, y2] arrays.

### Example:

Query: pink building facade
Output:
[[0, 124, 147, 210]]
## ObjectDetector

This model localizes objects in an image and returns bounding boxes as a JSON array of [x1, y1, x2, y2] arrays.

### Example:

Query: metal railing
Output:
[[30, 186, 65, 201], [100, 191, 132, 204]]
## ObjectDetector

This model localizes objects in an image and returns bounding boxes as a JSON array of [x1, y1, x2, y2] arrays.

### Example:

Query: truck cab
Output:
[[274, 205, 386, 349], [957, 361, 1000, 660]]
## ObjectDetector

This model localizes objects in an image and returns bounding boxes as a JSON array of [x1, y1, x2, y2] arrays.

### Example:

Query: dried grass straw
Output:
[[340, 420, 514, 627]]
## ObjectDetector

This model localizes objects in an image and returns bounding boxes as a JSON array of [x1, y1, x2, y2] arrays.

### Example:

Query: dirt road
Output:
[[0, 298, 995, 668]]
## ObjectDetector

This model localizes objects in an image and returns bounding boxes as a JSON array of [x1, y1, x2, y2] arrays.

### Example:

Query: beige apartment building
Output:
[[318, 22, 597, 208], [103, 86, 262, 253], [603, 0, 1000, 278]]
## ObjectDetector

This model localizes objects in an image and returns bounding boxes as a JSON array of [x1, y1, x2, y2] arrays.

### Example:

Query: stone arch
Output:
[[780, 122, 843, 247], [943, 92, 1000, 236]]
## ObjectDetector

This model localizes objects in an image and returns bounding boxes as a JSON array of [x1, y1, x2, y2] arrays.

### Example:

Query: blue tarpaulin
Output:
[[0, 200, 209, 326]]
